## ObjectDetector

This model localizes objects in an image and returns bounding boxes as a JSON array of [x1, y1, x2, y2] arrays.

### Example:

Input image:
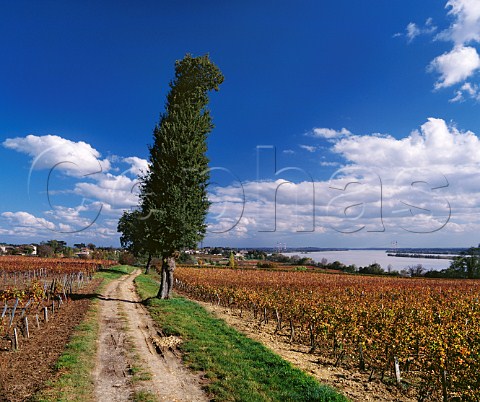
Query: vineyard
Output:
[[0, 256, 116, 351], [175, 267, 480, 401]]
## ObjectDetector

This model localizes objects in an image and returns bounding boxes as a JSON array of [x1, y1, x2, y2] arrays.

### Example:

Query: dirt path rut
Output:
[[93, 269, 207, 402]]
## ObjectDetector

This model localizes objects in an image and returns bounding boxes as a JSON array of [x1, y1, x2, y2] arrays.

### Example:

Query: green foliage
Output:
[[245, 249, 267, 260], [140, 54, 224, 259], [446, 247, 480, 278], [132, 390, 157, 402], [257, 261, 277, 269], [117, 210, 151, 259], [178, 251, 197, 265], [38, 240, 68, 257], [118, 251, 136, 266], [228, 252, 236, 268], [358, 263, 385, 275]]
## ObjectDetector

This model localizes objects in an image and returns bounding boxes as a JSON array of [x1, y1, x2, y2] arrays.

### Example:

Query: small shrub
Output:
[[257, 262, 276, 269], [119, 252, 135, 265]]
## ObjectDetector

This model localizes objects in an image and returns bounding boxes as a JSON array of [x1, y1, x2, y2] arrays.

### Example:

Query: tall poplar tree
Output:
[[140, 54, 223, 298]]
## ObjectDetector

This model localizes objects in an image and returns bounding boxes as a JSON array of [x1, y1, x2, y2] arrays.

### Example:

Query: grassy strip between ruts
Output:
[[135, 273, 349, 402], [33, 265, 135, 402]]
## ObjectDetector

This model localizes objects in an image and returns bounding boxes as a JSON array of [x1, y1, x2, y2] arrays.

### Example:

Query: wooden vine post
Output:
[[24, 316, 29, 338], [13, 327, 18, 350]]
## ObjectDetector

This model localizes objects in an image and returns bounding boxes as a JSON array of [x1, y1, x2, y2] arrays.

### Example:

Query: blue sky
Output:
[[2, 0, 480, 248]]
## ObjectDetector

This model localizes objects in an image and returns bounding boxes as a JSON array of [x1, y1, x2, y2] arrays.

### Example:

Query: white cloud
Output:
[[440, 0, 480, 45], [320, 161, 340, 167], [404, 19, 437, 43], [429, 45, 480, 88], [206, 118, 480, 245], [1, 211, 56, 231], [332, 118, 480, 168], [311, 127, 351, 139], [461, 81, 479, 95], [43, 204, 103, 229], [415, 1, 480, 97], [2, 135, 111, 177], [2, 134, 146, 242], [207, 179, 318, 237], [58, 223, 73, 232], [123, 156, 149, 177], [5, 121, 480, 248], [406, 22, 421, 42], [449, 81, 480, 101], [74, 173, 140, 209], [299, 145, 316, 153]]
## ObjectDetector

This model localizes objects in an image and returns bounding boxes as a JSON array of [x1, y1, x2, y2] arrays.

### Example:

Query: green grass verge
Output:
[[33, 265, 135, 402], [131, 390, 158, 402], [135, 274, 349, 402]]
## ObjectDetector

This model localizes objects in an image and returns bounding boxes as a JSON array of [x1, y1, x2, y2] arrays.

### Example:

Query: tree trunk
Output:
[[157, 259, 168, 299], [157, 256, 176, 299], [144, 253, 152, 274]]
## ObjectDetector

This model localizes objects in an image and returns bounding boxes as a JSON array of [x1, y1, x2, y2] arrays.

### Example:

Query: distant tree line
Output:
[[424, 247, 480, 279], [266, 251, 480, 278], [265, 253, 403, 276], [36, 240, 117, 260]]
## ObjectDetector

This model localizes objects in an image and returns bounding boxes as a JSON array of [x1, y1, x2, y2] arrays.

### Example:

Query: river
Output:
[[284, 250, 453, 272]]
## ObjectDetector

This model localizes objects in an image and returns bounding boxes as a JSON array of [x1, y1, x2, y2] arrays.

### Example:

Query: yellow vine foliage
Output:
[[175, 267, 480, 400]]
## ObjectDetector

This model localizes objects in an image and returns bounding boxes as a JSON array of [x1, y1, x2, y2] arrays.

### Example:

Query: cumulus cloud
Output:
[[74, 173, 140, 209], [206, 118, 480, 245], [123, 156, 149, 177], [2, 134, 148, 242], [207, 179, 318, 237], [415, 0, 480, 97], [439, 0, 480, 45], [332, 118, 480, 169], [325, 118, 480, 234], [429, 45, 480, 89], [5, 120, 480, 247], [311, 127, 351, 139], [3, 135, 111, 177], [1, 211, 56, 231]]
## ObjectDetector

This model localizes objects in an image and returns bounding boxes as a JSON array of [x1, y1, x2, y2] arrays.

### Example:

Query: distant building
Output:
[[75, 248, 91, 258], [0, 244, 14, 254]]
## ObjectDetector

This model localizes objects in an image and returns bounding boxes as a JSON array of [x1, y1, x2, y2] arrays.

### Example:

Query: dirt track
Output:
[[93, 269, 207, 401]]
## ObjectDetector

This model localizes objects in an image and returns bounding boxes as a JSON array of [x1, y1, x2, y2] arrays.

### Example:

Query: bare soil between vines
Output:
[[0, 278, 101, 402]]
